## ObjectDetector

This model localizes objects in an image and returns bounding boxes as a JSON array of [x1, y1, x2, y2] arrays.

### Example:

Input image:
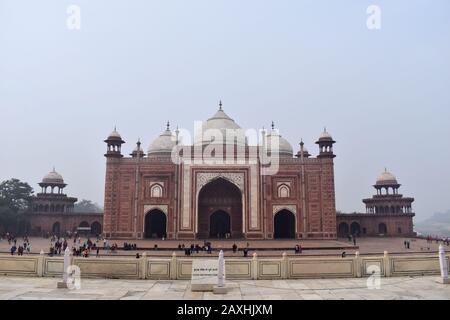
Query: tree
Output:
[[74, 199, 103, 213], [0, 179, 34, 234]]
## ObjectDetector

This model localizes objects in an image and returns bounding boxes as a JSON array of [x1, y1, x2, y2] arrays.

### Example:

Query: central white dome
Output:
[[195, 107, 246, 146]]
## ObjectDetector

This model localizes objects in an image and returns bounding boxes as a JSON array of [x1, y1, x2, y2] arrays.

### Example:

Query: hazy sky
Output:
[[1, 1, 449, 221]]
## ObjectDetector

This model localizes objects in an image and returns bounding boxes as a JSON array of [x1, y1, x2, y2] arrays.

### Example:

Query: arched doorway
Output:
[[378, 223, 387, 235], [274, 210, 295, 239], [78, 221, 90, 235], [350, 222, 361, 236], [198, 178, 243, 239], [91, 221, 102, 235], [338, 222, 349, 237], [52, 222, 61, 234], [144, 209, 167, 238], [209, 210, 231, 238]]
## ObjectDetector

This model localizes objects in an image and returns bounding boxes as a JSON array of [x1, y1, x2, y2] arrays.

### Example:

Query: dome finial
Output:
[[219, 100, 223, 111], [300, 139, 304, 147], [324, 126, 327, 133], [166, 121, 170, 131], [271, 121, 275, 130], [52, 166, 56, 172]]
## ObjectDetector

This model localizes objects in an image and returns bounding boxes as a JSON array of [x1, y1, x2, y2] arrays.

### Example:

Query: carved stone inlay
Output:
[[273, 205, 297, 215], [196, 172, 245, 193], [143, 204, 168, 216]]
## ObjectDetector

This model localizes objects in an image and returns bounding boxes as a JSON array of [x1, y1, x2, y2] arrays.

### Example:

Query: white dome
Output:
[[319, 129, 333, 140], [376, 170, 398, 185], [266, 130, 293, 156], [42, 168, 64, 184], [147, 128, 176, 155], [195, 107, 246, 146]]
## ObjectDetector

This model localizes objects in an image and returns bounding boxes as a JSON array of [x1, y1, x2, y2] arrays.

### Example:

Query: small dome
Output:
[[106, 127, 123, 141], [376, 170, 398, 185], [148, 127, 176, 155], [319, 128, 333, 141], [42, 168, 64, 184], [266, 129, 293, 156]]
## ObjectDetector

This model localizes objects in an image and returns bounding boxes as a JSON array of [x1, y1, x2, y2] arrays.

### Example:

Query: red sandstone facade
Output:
[[25, 169, 103, 236], [103, 107, 337, 240]]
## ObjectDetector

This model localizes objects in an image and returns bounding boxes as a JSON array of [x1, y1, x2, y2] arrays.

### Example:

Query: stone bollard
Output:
[[439, 245, 449, 284], [354, 251, 362, 278], [37, 250, 45, 277], [170, 252, 177, 280], [252, 253, 258, 280], [282, 252, 288, 279], [213, 250, 226, 294], [383, 250, 391, 277], [57, 247, 70, 288], [218, 250, 224, 287], [141, 252, 147, 280]]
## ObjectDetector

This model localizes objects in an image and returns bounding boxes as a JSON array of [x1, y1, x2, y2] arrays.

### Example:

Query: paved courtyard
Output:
[[0, 275, 449, 300], [0, 237, 444, 257]]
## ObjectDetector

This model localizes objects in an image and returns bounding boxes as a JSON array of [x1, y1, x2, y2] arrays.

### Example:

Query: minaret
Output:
[[315, 128, 336, 158], [104, 127, 125, 158], [130, 139, 145, 158]]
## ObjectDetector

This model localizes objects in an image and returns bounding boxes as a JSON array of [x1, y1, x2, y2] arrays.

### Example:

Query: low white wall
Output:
[[0, 252, 447, 280]]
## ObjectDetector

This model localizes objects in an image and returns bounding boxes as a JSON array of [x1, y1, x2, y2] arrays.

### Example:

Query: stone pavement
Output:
[[0, 275, 449, 300], [0, 237, 444, 257]]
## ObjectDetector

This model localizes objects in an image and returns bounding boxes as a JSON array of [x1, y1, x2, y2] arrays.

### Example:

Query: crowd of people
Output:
[[2, 233, 32, 256], [177, 242, 213, 256], [424, 235, 450, 245]]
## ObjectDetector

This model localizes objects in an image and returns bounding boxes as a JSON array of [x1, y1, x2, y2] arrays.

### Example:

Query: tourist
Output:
[[341, 251, 346, 258], [243, 248, 249, 257], [407, 241, 410, 249], [353, 236, 356, 246], [154, 244, 158, 251], [10, 245, 16, 255], [232, 243, 237, 253], [96, 247, 100, 257], [136, 253, 140, 259], [294, 245, 300, 254]]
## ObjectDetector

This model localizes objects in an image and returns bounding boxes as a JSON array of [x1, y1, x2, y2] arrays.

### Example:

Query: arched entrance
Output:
[[91, 221, 102, 235], [209, 210, 231, 238], [274, 210, 295, 239], [52, 222, 60, 234], [350, 222, 361, 236], [338, 222, 349, 237], [198, 178, 243, 239], [378, 223, 387, 235], [144, 209, 167, 239]]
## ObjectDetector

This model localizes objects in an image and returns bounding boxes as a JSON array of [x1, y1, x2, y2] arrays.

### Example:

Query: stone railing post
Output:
[[354, 251, 362, 278], [438, 245, 449, 284], [252, 253, 258, 280], [383, 251, 391, 277], [140, 252, 147, 280], [281, 252, 288, 279], [37, 249, 45, 277], [170, 252, 177, 280]]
